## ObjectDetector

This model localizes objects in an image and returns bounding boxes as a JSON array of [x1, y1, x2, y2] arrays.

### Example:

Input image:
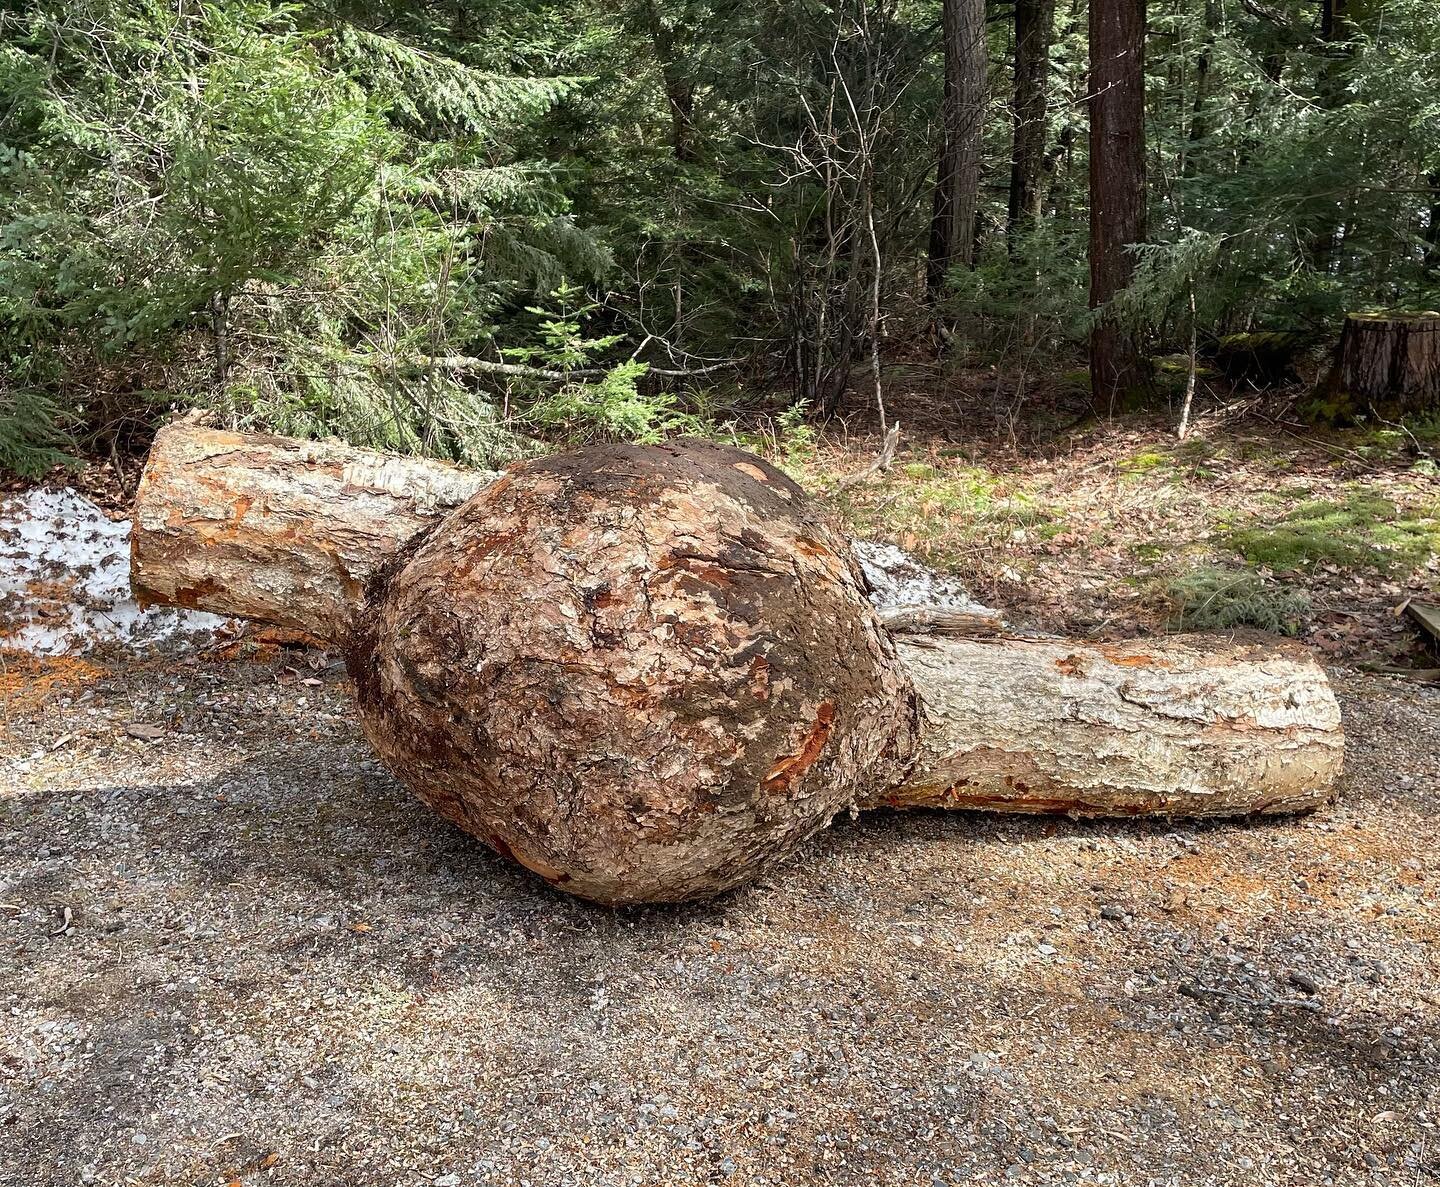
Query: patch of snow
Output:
[[0, 488, 992, 655], [853, 540, 997, 617], [0, 487, 227, 655]]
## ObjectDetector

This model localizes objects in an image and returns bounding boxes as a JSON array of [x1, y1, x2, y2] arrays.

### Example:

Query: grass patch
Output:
[[1353, 415, 1440, 454], [1161, 567, 1311, 635], [1228, 494, 1440, 573], [829, 463, 1060, 560], [1116, 450, 1172, 477], [1114, 442, 1221, 482]]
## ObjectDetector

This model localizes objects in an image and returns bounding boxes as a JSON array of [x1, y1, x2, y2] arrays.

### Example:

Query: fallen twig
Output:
[[837, 421, 901, 489]]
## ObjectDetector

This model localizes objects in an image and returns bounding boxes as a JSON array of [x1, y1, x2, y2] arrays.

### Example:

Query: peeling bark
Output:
[[874, 635, 1342, 817], [131, 424, 494, 639], [131, 426, 1346, 904], [350, 440, 921, 904]]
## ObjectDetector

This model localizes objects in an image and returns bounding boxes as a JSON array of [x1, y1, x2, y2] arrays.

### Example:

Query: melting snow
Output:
[[853, 540, 996, 617], [0, 487, 227, 655], [0, 486, 989, 656]]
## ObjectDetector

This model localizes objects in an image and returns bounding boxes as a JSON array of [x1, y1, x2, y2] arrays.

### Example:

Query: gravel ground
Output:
[[1, 649, 1437, 1187]]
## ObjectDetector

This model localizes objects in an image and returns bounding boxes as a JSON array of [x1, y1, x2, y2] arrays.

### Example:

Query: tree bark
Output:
[[1007, 0, 1055, 252], [134, 424, 1343, 846], [874, 633, 1341, 817], [1183, 0, 1219, 179], [1311, 312, 1440, 421], [1424, 173, 1440, 278], [928, 0, 988, 293], [639, 0, 697, 163], [131, 424, 494, 639], [1088, 0, 1148, 411]]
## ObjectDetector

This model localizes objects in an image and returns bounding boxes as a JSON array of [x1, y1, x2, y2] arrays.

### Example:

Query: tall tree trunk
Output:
[[1088, 0, 1148, 412], [1309, 0, 1366, 270], [1423, 173, 1440, 278], [640, 0, 697, 163], [927, 0, 988, 294], [1183, 0, 1219, 179], [1007, 0, 1055, 252], [1320, 0, 1342, 39]]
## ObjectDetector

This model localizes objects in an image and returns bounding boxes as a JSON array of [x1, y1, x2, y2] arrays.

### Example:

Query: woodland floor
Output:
[[1, 393, 1439, 1185], [798, 370, 1440, 664], [1, 635, 1437, 1187]]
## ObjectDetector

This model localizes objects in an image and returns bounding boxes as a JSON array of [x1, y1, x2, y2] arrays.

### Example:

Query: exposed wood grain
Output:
[[130, 427, 1347, 903]]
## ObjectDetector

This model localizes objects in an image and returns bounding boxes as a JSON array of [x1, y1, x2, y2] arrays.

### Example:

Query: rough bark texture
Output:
[[131, 428, 1346, 904], [1007, 0, 1055, 251], [871, 635, 1343, 817], [351, 440, 922, 904], [1311, 312, 1440, 422], [132, 424, 493, 639], [640, 0, 697, 164], [928, 0, 988, 291], [1088, 0, 1148, 410]]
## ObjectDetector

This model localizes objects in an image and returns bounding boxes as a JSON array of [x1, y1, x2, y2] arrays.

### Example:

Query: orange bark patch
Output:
[[1099, 646, 1170, 669], [791, 536, 834, 560], [453, 530, 522, 582], [748, 654, 771, 701], [686, 564, 734, 589], [762, 702, 835, 792], [251, 626, 325, 649], [733, 462, 770, 482], [173, 577, 224, 609]]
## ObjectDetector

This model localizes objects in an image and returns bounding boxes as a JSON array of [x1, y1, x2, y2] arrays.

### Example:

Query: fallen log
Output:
[[132, 424, 1344, 903], [881, 634, 1339, 818], [131, 425, 494, 639]]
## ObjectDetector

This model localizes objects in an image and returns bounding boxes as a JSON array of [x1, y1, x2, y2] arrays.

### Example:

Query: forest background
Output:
[[2, 0, 1437, 654]]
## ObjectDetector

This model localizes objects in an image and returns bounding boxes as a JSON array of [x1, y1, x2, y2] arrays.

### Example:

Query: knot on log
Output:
[[130, 425, 1346, 904]]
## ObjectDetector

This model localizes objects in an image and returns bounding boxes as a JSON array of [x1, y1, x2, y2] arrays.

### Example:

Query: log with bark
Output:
[[132, 424, 1344, 904], [1311, 311, 1440, 422]]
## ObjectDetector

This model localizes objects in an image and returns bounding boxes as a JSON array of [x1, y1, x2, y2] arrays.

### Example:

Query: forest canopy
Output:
[[2, 0, 1438, 475]]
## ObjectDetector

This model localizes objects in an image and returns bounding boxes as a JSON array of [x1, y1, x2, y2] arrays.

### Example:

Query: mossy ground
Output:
[[785, 376, 1439, 660], [1228, 494, 1440, 573]]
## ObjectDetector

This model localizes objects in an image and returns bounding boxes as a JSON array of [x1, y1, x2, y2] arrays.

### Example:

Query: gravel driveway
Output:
[[1, 651, 1436, 1186]]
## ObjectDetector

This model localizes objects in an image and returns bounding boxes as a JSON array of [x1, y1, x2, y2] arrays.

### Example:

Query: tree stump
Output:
[[131, 424, 1345, 904], [1311, 311, 1440, 422]]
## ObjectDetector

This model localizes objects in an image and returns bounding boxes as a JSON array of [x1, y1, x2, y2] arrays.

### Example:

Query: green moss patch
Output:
[[1228, 494, 1440, 573]]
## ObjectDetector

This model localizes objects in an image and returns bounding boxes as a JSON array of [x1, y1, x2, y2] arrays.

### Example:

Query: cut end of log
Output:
[[131, 423, 494, 639]]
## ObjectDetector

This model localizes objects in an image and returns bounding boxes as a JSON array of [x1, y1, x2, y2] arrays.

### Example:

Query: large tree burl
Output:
[[347, 440, 922, 904], [131, 425, 1345, 907]]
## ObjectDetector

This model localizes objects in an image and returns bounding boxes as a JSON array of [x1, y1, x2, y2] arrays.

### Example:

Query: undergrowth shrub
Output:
[[0, 386, 74, 477], [1162, 566, 1311, 635]]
